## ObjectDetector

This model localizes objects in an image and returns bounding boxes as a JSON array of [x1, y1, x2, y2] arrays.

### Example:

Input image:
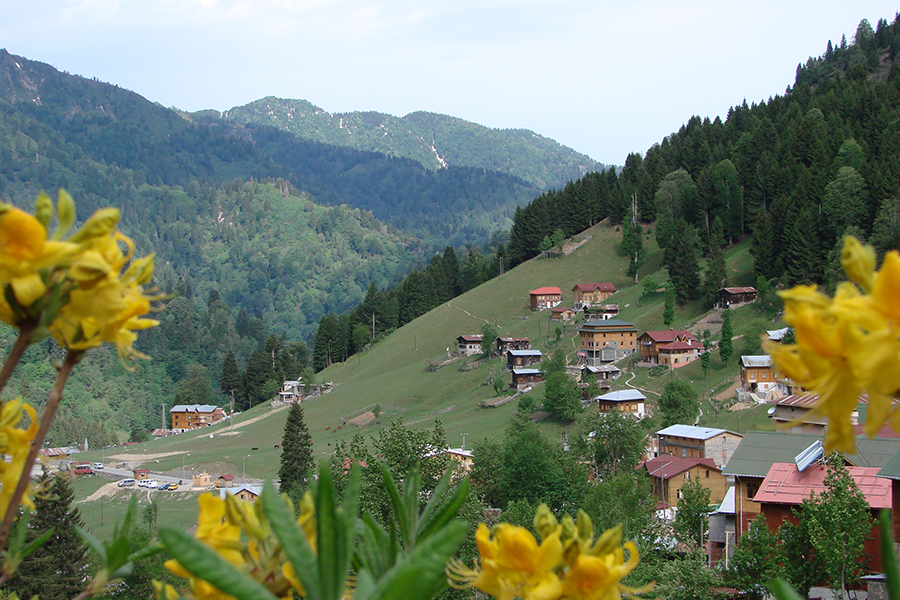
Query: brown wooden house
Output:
[[496, 337, 530, 355], [740, 355, 779, 392], [637, 330, 698, 364], [572, 283, 616, 309], [170, 404, 225, 431], [507, 349, 543, 370], [511, 368, 544, 388], [457, 335, 483, 356], [550, 306, 577, 322], [529, 287, 562, 310], [644, 456, 729, 510], [718, 287, 757, 309]]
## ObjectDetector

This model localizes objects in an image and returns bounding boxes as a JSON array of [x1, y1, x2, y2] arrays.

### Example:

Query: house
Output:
[[511, 368, 544, 388], [133, 469, 151, 481], [740, 356, 780, 392], [876, 449, 900, 541], [219, 484, 263, 503], [507, 349, 543, 370], [496, 337, 530, 355], [192, 472, 211, 488], [708, 486, 737, 567], [657, 340, 705, 368], [572, 283, 616, 309], [717, 287, 757, 309], [754, 461, 890, 571], [38, 447, 80, 467], [457, 335, 483, 356], [767, 393, 865, 435], [722, 431, 900, 538], [444, 448, 474, 471], [578, 319, 638, 366], [586, 304, 620, 320], [279, 380, 304, 402], [170, 404, 225, 431], [215, 474, 235, 488], [595, 389, 646, 418], [529, 287, 562, 310], [656, 424, 743, 469], [550, 306, 577, 322], [637, 330, 698, 364], [644, 456, 729, 511], [583, 364, 621, 381]]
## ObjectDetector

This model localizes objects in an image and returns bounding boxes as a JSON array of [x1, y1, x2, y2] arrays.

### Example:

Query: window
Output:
[[762, 372, 767, 380], [705, 470, 710, 478], [746, 483, 759, 499]]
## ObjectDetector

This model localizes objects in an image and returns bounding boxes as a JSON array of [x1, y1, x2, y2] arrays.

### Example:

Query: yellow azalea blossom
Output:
[[0, 399, 38, 516], [561, 542, 646, 600], [0, 206, 78, 309], [449, 522, 564, 600], [766, 236, 900, 452]]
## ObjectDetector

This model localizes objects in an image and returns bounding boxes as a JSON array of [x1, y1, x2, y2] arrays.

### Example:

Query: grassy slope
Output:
[[74, 224, 781, 533]]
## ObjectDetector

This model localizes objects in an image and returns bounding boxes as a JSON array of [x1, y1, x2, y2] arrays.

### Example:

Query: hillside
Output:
[[205, 97, 603, 189]]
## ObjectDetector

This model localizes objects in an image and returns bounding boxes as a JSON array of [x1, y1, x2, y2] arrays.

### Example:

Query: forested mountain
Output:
[[200, 97, 603, 189], [499, 16, 900, 297]]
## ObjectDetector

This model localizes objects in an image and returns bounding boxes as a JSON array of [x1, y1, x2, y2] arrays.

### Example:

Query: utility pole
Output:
[[161, 403, 167, 431], [460, 433, 468, 450]]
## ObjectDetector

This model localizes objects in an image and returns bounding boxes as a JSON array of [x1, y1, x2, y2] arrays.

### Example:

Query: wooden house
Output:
[[133, 469, 151, 481], [496, 337, 530, 355], [456, 335, 483, 356], [657, 340, 705, 368], [740, 355, 779, 392], [755, 462, 890, 571], [170, 404, 225, 431], [507, 349, 543, 370], [577, 319, 638, 366], [511, 368, 544, 388], [718, 287, 757, 309], [220, 485, 262, 504], [215, 474, 235, 488], [595, 389, 646, 418], [192, 472, 211, 488], [637, 330, 698, 364], [529, 287, 562, 310], [584, 364, 621, 381], [767, 393, 864, 434], [550, 306, 577, 322], [656, 424, 743, 469], [644, 456, 729, 510], [572, 283, 616, 309]]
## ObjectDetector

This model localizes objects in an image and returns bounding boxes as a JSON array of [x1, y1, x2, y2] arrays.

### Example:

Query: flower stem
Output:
[[0, 320, 37, 394], [0, 349, 83, 551]]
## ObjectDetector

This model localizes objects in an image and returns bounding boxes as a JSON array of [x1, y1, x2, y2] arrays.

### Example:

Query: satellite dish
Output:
[[767, 407, 776, 417]]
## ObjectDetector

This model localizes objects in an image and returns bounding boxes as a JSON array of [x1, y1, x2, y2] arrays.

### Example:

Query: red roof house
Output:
[[529, 287, 562, 310]]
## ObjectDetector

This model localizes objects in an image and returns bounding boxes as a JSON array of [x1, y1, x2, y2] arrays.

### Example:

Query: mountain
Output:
[[199, 96, 604, 189]]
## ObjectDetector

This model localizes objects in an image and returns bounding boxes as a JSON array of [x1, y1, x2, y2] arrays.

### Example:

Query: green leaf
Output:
[[878, 509, 900, 600], [417, 476, 470, 543], [20, 528, 54, 561], [76, 525, 107, 563], [768, 577, 804, 600], [159, 527, 279, 600], [260, 481, 322, 600], [380, 463, 409, 544]]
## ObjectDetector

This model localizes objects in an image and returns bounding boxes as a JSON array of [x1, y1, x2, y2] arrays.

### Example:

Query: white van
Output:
[[117, 479, 135, 488]]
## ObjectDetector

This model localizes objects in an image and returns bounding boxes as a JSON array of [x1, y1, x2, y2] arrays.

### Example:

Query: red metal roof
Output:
[[754, 462, 891, 508], [644, 456, 719, 479], [640, 330, 697, 343], [775, 393, 868, 408], [658, 341, 705, 351], [530, 287, 561, 295]]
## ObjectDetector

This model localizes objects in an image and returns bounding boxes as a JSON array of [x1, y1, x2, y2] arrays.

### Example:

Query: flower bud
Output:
[[841, 235, 876, 293], [533, 503, 558, 540], [53, 189, 76, 241], [34, 192, 53, 229], [68, 208, 120, 244]]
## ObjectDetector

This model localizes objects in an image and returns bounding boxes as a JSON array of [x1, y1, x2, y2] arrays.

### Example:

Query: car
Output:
[[166, 483, 179, 491], [117, 479, 135, 488], [93, 462, 104, 470], [138, 479, 159, 489], [157, 483, 171, 490]]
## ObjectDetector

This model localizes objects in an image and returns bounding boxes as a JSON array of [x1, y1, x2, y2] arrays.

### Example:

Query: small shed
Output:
[[133, 469, 151, 481], [511, 368, 544, 388], [215, 474, 235, 488], [496, 337, 530, 354], [220, 485, 262, 504], [718, 287, 757, 309], [550, 307, 577, 322], [192, 472, 211, 488], [595, 389, 646, 418], [507, 349, 543, 369]]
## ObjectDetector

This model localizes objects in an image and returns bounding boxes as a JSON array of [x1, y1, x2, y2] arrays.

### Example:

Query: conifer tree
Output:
[[278, 402, 314, 501], [719, 310, 734, 366], [220, 349, 241, 400], [702, 216, 727, 307], [663, 287, 675, 327], [9, 474, 89, 600]]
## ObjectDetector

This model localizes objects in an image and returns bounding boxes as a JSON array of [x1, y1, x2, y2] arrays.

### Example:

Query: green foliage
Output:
[[672, 475, 711, 548], [663, 287, 675, 326], [7, 474, 89, 600], [654, 551, 726, 600], [278, 403, 315, 501], [726, 514, 784, 600], [542, 349, 582, 421], [779, 509, 822, 600], [658, 380, 700, 427], [581, 472, 660, 547], [576, 409, 645, 479], [720, 310, 734, 366], [480, 324, 499, 358]]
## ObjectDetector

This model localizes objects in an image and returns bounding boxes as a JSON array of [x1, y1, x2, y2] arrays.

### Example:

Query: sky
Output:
[[2, 1, 898, 165]]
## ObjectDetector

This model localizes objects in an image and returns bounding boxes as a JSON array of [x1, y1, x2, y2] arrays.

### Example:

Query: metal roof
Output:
[[512, 368, 542, 375], [754, 463, 890, 508], [639, 330, 696, 343], [529, 287, 561, 295], [644, 456, 718, 479], [723, 430, 900, 477], [508, 349, 542, 356], [171, 404, 221, 413], [595, 389, 646, 402], [740, 355, 773, 368], [720, 287, 757, 294], [877, 450, 900, 479], [657, 424, 735, 440]]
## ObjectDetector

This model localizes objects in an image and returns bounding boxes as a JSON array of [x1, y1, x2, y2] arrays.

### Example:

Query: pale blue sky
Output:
[[2, 1, 897, 164]]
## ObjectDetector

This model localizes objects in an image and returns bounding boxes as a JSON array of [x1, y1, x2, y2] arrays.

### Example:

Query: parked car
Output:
[[93, 463, 104, 470], [157, 483, 171, 490], [138, 479, 159, 489], [117, 479, 135, 488], [166, 483, 179, 491]]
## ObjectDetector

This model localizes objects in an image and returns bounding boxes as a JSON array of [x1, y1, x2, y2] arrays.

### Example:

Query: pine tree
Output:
[[702, 216, 727, 308], [719, 310, 734, 366], [663, 287, 675, 327], [278, 402, 314, 501], [220, 350, 241, 399], [9, 474, 89, 600]]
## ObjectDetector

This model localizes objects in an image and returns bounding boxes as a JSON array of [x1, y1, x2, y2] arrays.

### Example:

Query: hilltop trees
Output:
[[659, 380, 700, 428], [278, 402, 314, 502]]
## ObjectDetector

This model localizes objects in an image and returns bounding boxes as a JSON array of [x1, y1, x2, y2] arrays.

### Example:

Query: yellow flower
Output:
[[0, 399, 38, 516], [561, 542, 644, 600], [0, 206, 77, 309], [449, 522, 564, 600], [767, 236, 900, 452]]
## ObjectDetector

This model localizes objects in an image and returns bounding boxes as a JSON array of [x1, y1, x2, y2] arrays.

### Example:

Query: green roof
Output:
[[723, 430, 900, 477], [877, 450, 900, 479]]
